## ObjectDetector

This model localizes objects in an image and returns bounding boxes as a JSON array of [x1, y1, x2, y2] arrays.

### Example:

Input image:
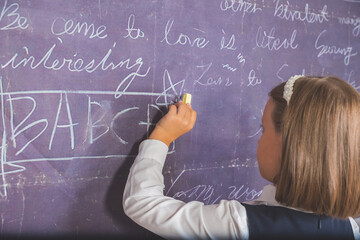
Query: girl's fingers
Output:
[[168, 104, 177, 115], [184, 106, 191, 125], [190, 109, 197, 128], [177, 102, 187, 118]]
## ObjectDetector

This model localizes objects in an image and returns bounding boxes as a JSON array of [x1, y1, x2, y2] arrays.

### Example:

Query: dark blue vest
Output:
[[242, 204, 354, 240]]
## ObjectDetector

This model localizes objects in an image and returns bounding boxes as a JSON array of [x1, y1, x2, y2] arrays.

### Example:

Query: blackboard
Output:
[[0, 0, 359, 238]]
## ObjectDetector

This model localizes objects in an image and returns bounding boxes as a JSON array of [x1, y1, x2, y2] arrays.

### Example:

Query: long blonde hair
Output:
[[270, 76, 360, 219]]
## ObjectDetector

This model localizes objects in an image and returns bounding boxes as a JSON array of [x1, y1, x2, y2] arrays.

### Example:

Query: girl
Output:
[[123, 76, 360, 239]]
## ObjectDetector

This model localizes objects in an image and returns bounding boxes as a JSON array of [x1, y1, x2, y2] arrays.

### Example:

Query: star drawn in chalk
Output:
[[156, 69, 185, 106]]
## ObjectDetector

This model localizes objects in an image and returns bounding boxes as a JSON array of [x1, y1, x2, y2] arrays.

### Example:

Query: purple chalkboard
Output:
[[0, 0, 359, 238]]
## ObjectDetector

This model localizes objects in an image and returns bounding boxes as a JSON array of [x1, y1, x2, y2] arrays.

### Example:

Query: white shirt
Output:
[[123, 139, 360, 239]]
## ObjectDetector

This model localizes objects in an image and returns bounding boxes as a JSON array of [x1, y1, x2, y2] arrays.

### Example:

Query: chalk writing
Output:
[[194, 62, 232, 87], [49, 93, 78, 150], [0, 0, 28, 31], [161, 18, 209, 48], [228, 185, 262, 200], [0, 76, 8, 197], [173, 185, 222, 205], [7, 96, 48, 155], [247, 69, 261, 87], [222, 63, 237, 72], [0, 76, 175, 185], [138, 104, 163, 138], [124, 14, 145, 40], [111, 107, 139, 145], [51, 17, 108, 39], [1, 43, 148, 74], [276, 63, 305, 82], [237, 52, 246, 64], [315, 30, 358, 66], [276, 63, 289, 82], [0, 42, 150, 98], [255, 26, 298, 51], [273, 0, 328, 24], [220, 29, 237, 51], [220, 0, 262, 15], [155, 69, 185, 106], [87, 97, 110, 144], [0, 72, 179, 184], [338, 16, 360, 37], [172, 184, 262, 204]]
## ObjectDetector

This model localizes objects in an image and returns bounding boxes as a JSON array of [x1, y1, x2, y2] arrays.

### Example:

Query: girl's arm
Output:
[[122, 102, 249, 239]]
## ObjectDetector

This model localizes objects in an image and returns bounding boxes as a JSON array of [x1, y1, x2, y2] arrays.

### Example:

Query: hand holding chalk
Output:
[[149, 94, 196, 146]]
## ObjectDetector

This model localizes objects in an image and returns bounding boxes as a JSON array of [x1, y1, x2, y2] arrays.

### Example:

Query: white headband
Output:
[[283, 75, 303, 105]]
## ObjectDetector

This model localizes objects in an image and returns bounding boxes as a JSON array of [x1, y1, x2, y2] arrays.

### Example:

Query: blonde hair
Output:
[[269, 76, 360, 219]]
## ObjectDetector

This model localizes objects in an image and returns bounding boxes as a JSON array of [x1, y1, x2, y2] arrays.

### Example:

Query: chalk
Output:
[[182, 93, 192, 104]]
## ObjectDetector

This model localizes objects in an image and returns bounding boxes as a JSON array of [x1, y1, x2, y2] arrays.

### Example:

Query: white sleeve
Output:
[[123, 139, 249, 240], [350, 217, 360, 240]]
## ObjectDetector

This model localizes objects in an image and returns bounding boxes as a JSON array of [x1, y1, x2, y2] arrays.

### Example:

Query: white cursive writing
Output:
[[255, 26, 298, 51], [220, 0, 262, 15], [315, 30, 358, 66], [338, 16, 360, 37], [274, 0, 328, 24], [161, 18, 209, 49], [51, 17, 107, 39], [123, 14, 145, 40], [0, 0, 28, 31]]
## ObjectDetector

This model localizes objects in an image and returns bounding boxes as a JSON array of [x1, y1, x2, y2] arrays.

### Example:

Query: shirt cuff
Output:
[[137, 139, 169, 165]]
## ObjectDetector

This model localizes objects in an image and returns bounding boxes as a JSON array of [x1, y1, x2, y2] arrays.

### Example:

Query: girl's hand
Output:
[[148, 102, 197, 146]]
